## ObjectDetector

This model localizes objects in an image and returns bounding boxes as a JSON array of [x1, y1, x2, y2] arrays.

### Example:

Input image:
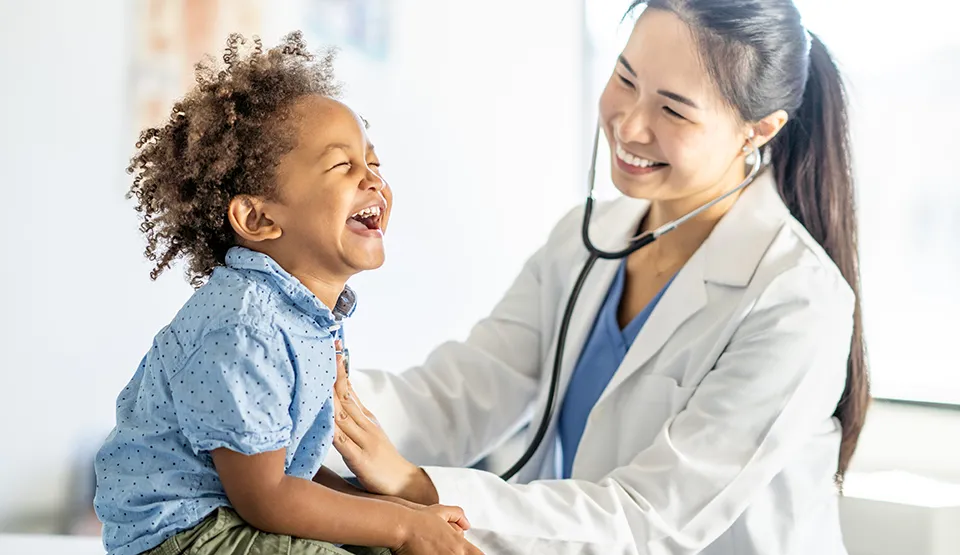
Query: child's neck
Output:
[[289, 271, 347, 311], [247, 244, 348, 311]]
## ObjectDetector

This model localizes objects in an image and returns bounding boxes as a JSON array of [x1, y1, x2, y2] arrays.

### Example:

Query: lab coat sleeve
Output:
[[422, 265, 855, 555]]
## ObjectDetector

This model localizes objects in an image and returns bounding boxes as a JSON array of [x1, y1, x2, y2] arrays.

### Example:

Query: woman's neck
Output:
[[640, 173, 747, 261]]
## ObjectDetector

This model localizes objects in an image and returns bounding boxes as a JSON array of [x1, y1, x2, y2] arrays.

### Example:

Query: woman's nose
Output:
[[616, 105, 654, 145]]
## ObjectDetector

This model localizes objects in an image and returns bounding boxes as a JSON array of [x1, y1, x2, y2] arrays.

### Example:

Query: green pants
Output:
[[144, 507, 391, 555]]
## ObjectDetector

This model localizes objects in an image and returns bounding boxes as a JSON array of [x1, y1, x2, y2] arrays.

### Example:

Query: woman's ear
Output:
[[227, 195, 283, 243], [745, 109, 789, 149]]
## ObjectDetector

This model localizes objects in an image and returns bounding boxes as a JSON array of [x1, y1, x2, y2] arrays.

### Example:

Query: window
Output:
[[583, 0, 960, 404]]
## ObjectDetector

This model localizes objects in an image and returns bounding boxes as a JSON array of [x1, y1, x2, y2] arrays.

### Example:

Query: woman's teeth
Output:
[[616, 144, 665, 168]]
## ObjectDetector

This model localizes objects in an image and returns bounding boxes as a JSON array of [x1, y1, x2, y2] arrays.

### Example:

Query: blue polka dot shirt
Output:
[[93, 247, 357, 555]]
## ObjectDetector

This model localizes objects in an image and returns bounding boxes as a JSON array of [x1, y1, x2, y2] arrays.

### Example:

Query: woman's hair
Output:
[[626, 0, 868, 485], [128, 31, 340, 287]]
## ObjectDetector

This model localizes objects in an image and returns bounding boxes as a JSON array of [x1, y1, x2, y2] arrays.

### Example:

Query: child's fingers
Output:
[[428, 504, 471, 531], [451, 512, 471, 531]]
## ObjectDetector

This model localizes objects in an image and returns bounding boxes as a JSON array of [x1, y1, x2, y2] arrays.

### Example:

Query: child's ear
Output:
[[227, 195, 283, 242]]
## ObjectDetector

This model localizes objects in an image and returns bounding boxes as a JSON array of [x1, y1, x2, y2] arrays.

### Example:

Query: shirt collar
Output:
[[225, 246, 358, 323]]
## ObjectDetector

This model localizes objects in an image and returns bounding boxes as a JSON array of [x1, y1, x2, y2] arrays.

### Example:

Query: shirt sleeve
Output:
[[170, 324, 295, 457]]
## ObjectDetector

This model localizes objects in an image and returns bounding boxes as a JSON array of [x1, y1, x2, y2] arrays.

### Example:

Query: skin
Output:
[[210, 95, 483, 554], [329, 8, 791, 508]]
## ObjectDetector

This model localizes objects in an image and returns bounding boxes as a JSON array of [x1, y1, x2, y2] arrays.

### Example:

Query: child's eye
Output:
[[332, 161, 351, 170]]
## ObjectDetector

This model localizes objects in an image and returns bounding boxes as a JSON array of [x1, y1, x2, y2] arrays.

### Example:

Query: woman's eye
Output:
[[617, 74, 635, 88], [663, 107, 685, 120]]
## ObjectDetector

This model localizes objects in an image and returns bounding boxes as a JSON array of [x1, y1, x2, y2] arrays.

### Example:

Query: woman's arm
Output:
[[337, 265, 855, 554], [312, 465, 424, 510]]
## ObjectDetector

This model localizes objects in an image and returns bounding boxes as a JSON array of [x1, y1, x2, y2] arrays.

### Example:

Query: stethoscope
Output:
[[498, 121, 764, 481]]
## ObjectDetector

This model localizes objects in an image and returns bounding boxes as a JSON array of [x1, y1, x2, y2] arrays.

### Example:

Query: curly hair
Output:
[[127, 31, 341, 287]]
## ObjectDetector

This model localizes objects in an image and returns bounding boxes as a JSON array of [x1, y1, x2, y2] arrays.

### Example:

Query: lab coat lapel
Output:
[[527, 198, 649, 474], [553, 198, 651, 398], [598, 248, 709, 404], [597, 169, 786, 403]]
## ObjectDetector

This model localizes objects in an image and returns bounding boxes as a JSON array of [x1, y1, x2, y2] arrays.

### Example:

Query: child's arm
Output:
[[312, 466, 424, 510], [173, 325, 476, 552], [211, 448, 469, 551]]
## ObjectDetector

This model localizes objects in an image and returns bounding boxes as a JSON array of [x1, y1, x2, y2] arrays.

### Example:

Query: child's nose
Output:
[[361, 168, 383, 191]]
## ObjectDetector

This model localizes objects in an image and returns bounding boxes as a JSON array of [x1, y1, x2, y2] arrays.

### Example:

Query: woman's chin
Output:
[[611, 176, 671, 201]]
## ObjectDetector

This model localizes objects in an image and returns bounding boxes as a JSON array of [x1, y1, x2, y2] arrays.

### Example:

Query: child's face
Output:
[[267, 96, 393, 281]]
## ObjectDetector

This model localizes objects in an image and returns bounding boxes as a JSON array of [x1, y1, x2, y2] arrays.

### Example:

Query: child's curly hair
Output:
[[128, 31, 340, 287]]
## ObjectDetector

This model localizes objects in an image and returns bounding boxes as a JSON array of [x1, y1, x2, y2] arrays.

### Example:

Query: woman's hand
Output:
[[395, 505, 483, 555], [332, 350, 439, 505]]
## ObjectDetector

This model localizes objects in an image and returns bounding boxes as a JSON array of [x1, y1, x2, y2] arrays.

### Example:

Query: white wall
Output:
[[0, 0, 584, 530]]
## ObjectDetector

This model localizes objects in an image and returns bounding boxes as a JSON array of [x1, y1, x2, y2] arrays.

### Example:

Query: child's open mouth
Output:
[[346, 205, 384, 236]]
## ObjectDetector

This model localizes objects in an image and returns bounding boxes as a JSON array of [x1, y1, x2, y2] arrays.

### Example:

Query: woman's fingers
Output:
[[334, 344, 350, 400], [348, 382, 379, 423], [340, 388, 378, 433], [333, 343, 380, 426], [333, 422, 363, 462], [333, 394, 371, 449]]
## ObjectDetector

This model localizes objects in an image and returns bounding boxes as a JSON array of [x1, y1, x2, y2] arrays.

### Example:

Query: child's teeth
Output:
[[352, 206, 381, 218]]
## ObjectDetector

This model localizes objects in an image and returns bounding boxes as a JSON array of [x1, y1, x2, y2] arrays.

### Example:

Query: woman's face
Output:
[[598, 8, 752, 202]]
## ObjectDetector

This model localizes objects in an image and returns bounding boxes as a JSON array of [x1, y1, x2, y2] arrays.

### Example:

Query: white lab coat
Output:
[[345, 169, 854, 554]]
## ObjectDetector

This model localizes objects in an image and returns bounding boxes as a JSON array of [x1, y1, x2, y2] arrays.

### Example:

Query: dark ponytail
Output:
[[770, 34, 869, 483], [627, 0, 869, 484]]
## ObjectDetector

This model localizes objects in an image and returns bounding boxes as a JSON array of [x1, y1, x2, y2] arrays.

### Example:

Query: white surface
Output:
[[840, 472, 960, 555], [843, 471, 960, 508], [0, 534, 103, 555], [849, 401, 960, 484], [0, 0, 583, 529]]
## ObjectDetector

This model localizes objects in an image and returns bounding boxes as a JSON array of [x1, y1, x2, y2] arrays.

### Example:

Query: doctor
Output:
[[332, 0, 868, 553]]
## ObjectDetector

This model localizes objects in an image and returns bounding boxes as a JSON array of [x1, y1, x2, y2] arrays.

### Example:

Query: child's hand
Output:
[[396, 505, 483, 555], [386, 495, 427, 511]]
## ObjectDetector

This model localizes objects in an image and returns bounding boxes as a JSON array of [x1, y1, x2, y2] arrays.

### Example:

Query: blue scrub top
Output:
[[558, 261, 674, 478]]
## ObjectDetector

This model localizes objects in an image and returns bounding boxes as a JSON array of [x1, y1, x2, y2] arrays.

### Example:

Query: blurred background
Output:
[[0, 1, 957, 554]]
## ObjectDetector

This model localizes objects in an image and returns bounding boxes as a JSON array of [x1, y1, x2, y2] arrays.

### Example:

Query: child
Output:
[[94, 32, 479, 555]]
